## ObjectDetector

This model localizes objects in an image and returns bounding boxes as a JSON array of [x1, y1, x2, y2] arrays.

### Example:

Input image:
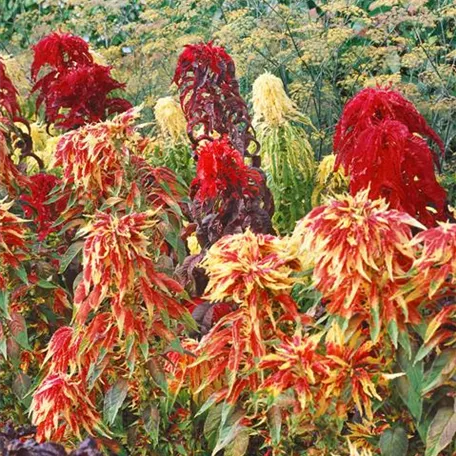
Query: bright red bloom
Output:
[[0, 58, 21, 118], [334, 87, 448, 227], [32, 32, 131, 129], [20, 173, 68, 240], [173, 42, 257, 155], [31, 32, 93, 79], [190, 137, 261, 204], [334, 86, 444, 157]]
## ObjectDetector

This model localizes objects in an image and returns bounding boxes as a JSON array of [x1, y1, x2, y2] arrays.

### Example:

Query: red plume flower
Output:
[[334, 87, 448, 227], [190, 137, 261, 204], [31, 32, 93, 79], [31, 32, 132, 129], [334, 86, 444, 157]]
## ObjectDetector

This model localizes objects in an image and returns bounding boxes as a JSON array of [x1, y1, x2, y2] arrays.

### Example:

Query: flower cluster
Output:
[[0, 198, 28, 290], [190, 137, 261, 204], [334, 87, 449, 227], [0, 57, 21, 118], [20, 173, 68, 240], [154, 96, 187, 144], [31, 32, 131, 129]]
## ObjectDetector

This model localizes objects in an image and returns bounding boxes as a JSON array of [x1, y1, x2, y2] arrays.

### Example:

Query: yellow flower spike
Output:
[[252, 72, 298, 128], [154, 96, 187, 144]]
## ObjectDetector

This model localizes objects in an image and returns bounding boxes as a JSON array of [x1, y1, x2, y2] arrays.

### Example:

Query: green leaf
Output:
[[370, 303, 380, 343], [387, 319, 398, 348], [211, 419, 245, 456], [15, 265, 28, 284], [379, 427, 409, 456], [58, 241, 84, 274], [142, 404, 160, 444], [195, 395, 217, 418], [103, 378, 129, 425], [268, 405, 282, 446], [12, 372, 31, 406], [397, 348, 424, 422], [204, 402, 223, 447], [425, 404, 456, 456], [146, 358, 168, 394], [0, 289, 9, 318], [224, 428, 249, 456], [422, 349, 456, 395], [37, 279, 57, 289], [9, 312, 30, 350]]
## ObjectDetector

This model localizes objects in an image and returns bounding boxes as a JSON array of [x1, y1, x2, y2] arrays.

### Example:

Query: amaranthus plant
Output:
[[334, 87, 449, 228], [173, 42, 274, 308], [292, 189, 423, 345], [31, 32, 132, 130], [252, 72, 316, 233]]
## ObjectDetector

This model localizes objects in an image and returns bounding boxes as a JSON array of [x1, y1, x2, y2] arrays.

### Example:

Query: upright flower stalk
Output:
[[252, 72, 316, 233]]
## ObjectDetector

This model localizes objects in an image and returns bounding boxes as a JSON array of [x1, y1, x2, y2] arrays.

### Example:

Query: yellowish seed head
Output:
[[154, 96, 187, 144], [252, 72, 298, 127]]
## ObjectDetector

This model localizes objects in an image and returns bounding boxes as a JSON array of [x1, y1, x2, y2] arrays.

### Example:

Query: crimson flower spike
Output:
[[173, 41, 259, 164], [31, 32, 132, 129], [334, 86, 450, 227]]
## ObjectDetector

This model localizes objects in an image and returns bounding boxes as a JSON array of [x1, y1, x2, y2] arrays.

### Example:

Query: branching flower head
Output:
[[252, 72, 298, 127], [334, 86, 444, 155], [74, 210, 156, 324], [154, 96, 187, 143], [294, 190, 422, 341], [31, 32, 93, 79], [406, 223, 456, 350], [259, 330, 326, 410], [30, 373, 104, 442], [312, 153, 349, 206], [0, 57, 21, 118], [322, 324, 389, 420], [190, 137, 261, 204], [0, 132, 30, 194], [202, 228, 300, 304]]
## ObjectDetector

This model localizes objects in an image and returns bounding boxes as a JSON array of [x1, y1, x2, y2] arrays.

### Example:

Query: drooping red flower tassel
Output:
[[334, 87, 449, 227]]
